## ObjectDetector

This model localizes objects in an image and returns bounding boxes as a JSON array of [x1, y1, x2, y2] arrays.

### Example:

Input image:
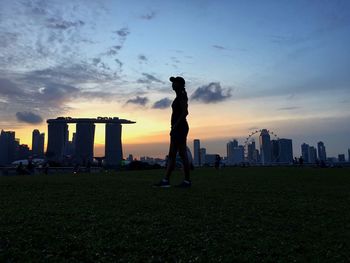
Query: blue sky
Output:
[[0, 0, 349, 158]]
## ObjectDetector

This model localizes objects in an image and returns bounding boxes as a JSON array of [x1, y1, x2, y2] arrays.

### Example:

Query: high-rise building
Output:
[[47, 122, 69, 162], [193, 139, 201, 166], [75, 122, 95, 165], [278, 139, 293, 163], [0, 130, 16, 165], [105, 123, 122, 167], [348, 149, 350, 162], [309, 146, 317, 163], [32, 129, 45, 157], [18, 144, 30, 160], [227, 139, 238, 165], [232, 145, 244, 164], [247, 140, 256, 163], [259, 129, 271, 165], [301, 143, 310, 163], [317, 141, 327, 161], [200, 148, 206, 166], [271, 140, 279, 163], [338, 154, 345, 162]]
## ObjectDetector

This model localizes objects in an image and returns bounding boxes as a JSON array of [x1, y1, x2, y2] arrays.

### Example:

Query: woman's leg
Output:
[[178, 143, 190, 181], [165, 140, 178, 180]]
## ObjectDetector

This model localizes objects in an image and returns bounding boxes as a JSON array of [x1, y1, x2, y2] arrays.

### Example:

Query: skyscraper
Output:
[[259, 129, 271, 165], [105, 123, 122, 167], [0, 130, 16, 165], [271, 140, 279, 163], [278, 139, 293, 163], [75, 122, 95, 165], [317, 141, 327, 161], [348, 149, 350, 162], [308, 146, 317, 163], [200, 148, 206, 166], [301, 143, 310, 163], [32, 129, 45, 157], [232, 145, 244, 164], [193, 139, 201, 166], [227, 139, 238, 165], [46, 122, 68, 162], [338, 154, 345, 162], [247, 140, 256, 163]]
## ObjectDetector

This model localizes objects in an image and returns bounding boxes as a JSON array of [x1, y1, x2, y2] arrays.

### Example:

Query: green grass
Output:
[[1, 167, 350, 262]]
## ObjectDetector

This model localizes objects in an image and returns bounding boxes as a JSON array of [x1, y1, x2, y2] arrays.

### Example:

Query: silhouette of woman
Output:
[[154, 76, 191, 187]]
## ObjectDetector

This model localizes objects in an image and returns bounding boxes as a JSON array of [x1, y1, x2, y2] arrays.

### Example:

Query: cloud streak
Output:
[[191, 82, 232, 103], [152, 98, 172, 109], [140, 11, 156, 20], [126, 96, 149, 106], [16, 111, 43, 124], [137, 73, 164, 84]]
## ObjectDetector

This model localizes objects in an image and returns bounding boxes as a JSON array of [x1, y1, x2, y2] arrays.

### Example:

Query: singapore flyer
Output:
[[244, 129, 280, 164]]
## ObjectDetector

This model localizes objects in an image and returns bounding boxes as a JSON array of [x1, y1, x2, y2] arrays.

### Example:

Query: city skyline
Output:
[[1, 0, 350, 158], [1, 125, 349, 164]]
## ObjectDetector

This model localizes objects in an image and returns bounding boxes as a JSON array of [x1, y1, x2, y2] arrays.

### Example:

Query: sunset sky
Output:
[[1, 0, 350, 158]]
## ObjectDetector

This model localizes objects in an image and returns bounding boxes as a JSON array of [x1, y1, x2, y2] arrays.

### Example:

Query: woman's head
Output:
[[169, 76, 185, 92]]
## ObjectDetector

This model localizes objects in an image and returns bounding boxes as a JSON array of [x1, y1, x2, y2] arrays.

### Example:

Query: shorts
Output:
[[170, 124, 189, 144]]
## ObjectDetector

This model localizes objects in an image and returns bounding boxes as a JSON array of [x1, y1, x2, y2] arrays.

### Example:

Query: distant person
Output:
[[43, 162, 49, 175], [214, 154, 221, 169], [16, 162, 28, 175], [154, 76, 191, 188], [27, 159, 34, 174], [299, 156, 304, 167]]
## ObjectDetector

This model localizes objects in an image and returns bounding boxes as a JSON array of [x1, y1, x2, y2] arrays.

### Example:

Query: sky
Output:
[[0, 0, 350, 158]]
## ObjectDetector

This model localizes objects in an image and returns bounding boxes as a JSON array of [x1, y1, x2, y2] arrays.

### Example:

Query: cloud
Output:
[[138, 54, 148, 63], [106, 45, 122, 56], [212, 45, 228, 50], [140, 11, 156, 20], [126, 96, 149, 106], [191, 82, 232, 103], [0, 78, 22, 96], [36, 83, 79, 105], [152, 98, 172, 109], [16, 111, 43, 124], [114, 59, 123, 68], [277, 106, 301, 111], [137, 73, 164, 84], [114, 27, 130, 37], [26, 61, 120, 83], [46, 18, 85, 30]]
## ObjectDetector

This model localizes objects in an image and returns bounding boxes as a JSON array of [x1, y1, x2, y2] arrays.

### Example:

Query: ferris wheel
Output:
[[244, 129, 280, 163]]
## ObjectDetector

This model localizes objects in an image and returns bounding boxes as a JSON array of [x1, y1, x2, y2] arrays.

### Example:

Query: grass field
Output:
[[1, 167, 350, 262]]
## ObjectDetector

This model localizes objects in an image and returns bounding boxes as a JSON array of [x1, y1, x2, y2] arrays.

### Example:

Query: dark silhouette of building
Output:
[[193, 139, 201, 166], [0, 130, 16, 165], [32, 129, 45, 157], [105, 123, 122, 167], [278, 138, 293, 164], [317, 141, 327, 162], [301, 143, 310, 163], [18, 144, 30, 160], [227, 139, 238, 165], [46, 122, 68, 163], [46, 117, 135, 166], [271, 139, 279, 163], [247, 140, 257, 163], [338, 154, 345, 162], [259, 129, 271, 165], [348, 149, 350, 162], [309, 146, 317, 164], [75, 122, 95, 165]]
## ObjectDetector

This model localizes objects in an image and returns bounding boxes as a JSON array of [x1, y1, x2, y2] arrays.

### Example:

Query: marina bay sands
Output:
[[46, 117, 135, 166]]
